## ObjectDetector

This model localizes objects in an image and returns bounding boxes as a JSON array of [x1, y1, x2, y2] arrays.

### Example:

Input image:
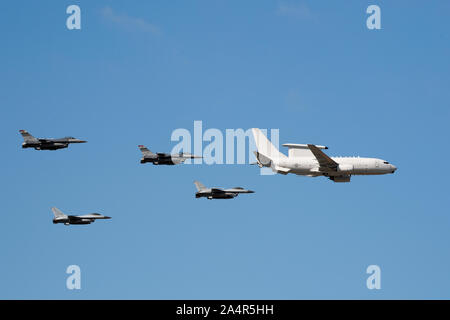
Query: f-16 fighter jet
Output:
[[19, 130, 87, 150], [52, 207, 111, 226], [194, 181, 255, 200], [138, 145, 202, 165], [252, 128, 397, 183]]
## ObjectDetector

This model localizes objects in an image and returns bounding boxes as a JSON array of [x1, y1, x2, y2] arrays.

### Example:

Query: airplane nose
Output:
[[391, 165, 397, 173]]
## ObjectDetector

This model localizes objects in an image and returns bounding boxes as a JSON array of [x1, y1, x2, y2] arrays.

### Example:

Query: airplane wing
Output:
[[211, 188, 225, 193], [223, 188, 254, 193], [180, 153, 202, 159], [75, 213, 110, 219], [307, 144, 338, 171]]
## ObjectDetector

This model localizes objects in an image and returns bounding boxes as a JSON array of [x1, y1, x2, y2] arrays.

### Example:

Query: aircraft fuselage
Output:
[[270, 156, 396, 177], [22, 142, 69, 150], [195, 192, 237, 199], [140, 156, 185, 165], [53, 218, 94, 225]]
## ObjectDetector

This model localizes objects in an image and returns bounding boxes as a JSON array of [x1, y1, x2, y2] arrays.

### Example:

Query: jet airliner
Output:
[[252, 128, 396, 182]]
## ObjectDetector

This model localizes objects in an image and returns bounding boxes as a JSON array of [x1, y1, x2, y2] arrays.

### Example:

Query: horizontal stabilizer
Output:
[[253, 151, 272, 167]]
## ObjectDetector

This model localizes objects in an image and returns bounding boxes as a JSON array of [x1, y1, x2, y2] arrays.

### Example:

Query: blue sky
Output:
[[0, 0, 449, 299]]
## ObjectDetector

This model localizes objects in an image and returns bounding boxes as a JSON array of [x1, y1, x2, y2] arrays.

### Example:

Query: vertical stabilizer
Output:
[[194, 181, 207, 191], [19, 130, 39, 143], [138, 145, 155, 156], [251, 128, 287, 161], [51, 207, 67, 218]]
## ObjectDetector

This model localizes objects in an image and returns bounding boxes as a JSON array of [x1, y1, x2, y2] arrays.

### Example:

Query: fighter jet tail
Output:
[[19, 130, 39, 143], [252, 128, 287, 164], [194, 181, 207, 191], [51, 207, 67, 218], [138, 145, 155, 156]]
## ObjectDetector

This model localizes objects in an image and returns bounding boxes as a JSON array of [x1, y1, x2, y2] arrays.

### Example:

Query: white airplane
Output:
[[252, 128, 396, 183]]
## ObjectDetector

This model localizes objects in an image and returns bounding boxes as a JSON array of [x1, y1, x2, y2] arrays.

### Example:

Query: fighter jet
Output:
[[252, 128, 397, 183], [194, 181, 254, 200], [19, 130, 87, 150], [138, 145, 202, 165], [51, 207, 111, 226]]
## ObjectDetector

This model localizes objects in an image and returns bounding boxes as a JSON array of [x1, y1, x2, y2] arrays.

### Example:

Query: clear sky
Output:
[[1, 0, 449, 299]]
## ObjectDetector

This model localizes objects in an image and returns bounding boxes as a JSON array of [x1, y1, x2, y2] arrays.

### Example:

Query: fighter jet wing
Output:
[[307, 144, 338, 171], [75, 213, 110, 219], [223, 188, 254, 193], [211, 188, 226, 193], [180, 153, 203, 159]]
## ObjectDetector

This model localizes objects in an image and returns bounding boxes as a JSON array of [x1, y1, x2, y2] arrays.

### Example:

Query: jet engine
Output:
[[329, 175, 351, 183]]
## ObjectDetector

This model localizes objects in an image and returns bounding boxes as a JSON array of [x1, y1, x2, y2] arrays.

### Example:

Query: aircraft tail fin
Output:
[[138, 145, 155, 156], [51, 207, 67, 218], [194, 181, 207, 191], [251, 128, 287, 162], [19, 130, 39, 143]]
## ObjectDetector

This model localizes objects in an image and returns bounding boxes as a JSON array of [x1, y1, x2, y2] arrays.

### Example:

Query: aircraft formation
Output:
[[19, 128, 397, 226]]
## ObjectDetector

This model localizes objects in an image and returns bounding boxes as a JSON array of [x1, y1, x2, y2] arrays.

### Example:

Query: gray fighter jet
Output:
[[20, 130, 87, 150], [194, 181, 255, 200], [139, 145, 202, 165], [52, 207, 111, 226]]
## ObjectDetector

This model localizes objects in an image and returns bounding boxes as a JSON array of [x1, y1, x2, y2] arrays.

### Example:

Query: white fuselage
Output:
[[273, 157, 397, 177]]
